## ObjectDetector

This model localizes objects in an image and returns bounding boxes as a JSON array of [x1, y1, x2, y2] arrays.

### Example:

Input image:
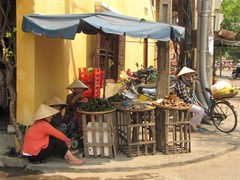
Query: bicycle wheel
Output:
[[210, 101, 237, 133]]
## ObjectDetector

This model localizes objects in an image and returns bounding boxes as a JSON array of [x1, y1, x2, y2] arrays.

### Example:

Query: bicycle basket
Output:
[[213, 91, 238, 100]]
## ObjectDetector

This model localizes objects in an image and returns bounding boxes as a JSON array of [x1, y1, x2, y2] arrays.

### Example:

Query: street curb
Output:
[[23, 146, 237, 173]]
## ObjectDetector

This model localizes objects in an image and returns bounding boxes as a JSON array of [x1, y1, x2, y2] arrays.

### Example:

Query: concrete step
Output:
[[0, 131, 16, 155]]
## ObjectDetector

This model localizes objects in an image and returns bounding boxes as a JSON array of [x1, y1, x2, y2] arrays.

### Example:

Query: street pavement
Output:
[[0, 69, 239, 174]]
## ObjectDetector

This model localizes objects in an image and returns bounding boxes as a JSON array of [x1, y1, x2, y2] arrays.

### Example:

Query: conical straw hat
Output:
[[46, 96, 67, 106], [32, 104, 59, 121], [66, 79, 88, 89], [177, 66, 196, 77]]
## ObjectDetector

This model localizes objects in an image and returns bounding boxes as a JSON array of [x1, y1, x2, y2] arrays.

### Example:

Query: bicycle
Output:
[[192, 88, 238, 133]]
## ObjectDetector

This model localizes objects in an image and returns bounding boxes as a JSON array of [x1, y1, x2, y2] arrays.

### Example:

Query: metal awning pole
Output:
[[103, 35, 108, 100]]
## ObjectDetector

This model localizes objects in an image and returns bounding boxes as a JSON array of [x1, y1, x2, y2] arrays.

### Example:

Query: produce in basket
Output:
[[107, 93, 127, 102], [211, 81, 238, 98], [154, 95, 190, 110], [118, 102, 155, 111], [78, 98, 115, 112]]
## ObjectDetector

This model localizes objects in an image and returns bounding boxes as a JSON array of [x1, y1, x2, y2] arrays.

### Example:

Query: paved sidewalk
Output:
[[0, 69, 239, 174], [24, 72, 240, 173], [0, 96, 232, 174], [24, 129, 239, 174]]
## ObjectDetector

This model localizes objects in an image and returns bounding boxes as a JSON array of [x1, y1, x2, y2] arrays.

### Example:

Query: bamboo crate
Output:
[[213, 91, 238, 100], [155, 107, 191, 154], [116, 107, 156, 157], [80, 109, 117, 158]]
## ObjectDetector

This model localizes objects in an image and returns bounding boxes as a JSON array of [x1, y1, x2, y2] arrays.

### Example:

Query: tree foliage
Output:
[[217, 0, 240, 62], [220, 0, 240, 36]]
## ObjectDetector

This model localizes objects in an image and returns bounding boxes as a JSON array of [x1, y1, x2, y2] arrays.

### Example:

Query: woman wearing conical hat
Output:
[[21, 104, 86, 165], [46, 96, 80, 138], [63, 79, 89, 136], [46, 96, 69, 135], [174, 66, 205, 132]]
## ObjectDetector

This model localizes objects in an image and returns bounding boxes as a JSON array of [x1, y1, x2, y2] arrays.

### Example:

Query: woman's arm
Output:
[[175, 83, 193, 104], [42, 121, 70, 145]]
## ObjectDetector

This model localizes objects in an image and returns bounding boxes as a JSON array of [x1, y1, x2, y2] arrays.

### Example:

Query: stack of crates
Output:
[[78, 67, 104, 99]]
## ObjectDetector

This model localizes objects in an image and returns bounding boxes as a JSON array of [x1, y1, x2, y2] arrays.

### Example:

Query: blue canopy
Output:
[[22, 11, 185, 41]]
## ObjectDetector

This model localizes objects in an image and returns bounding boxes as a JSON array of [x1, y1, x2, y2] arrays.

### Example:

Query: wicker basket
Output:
[[213, 91, 238, 100], [77, 108, 116, 115], [152, 102, 190, 110]]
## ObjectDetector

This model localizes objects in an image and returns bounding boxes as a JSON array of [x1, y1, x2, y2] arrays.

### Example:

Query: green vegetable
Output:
[[108, 93, 126, 102], [78, 98, 115, 112]]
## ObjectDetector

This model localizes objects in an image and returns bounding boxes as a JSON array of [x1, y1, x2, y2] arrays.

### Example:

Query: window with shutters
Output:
[[95, 34, 125, 81]]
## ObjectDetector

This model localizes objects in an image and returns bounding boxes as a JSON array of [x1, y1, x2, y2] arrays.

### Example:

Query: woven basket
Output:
[[152, 102, 190, 110], [213, 91, 238, 100], [117, 105, 156, 112], [77, 108, 116, 115]]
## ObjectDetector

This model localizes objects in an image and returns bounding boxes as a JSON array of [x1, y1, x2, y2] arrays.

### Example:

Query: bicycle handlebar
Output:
[[194, 77, 212, 94], [205, 88, 211, 93]]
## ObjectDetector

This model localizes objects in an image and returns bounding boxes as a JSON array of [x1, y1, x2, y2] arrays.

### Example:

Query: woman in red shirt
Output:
[[21, 104, 85, 165]]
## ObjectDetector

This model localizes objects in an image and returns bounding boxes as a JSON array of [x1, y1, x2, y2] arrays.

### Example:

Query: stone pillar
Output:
[[156, 0, 172, 99]]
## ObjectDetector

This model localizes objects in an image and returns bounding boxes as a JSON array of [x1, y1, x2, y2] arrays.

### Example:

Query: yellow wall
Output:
[[16, 0, 157, 125], [99, 0, 157, 71], [16, 0, 35, 125]]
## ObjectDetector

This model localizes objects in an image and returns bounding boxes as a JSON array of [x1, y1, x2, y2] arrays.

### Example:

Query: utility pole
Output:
[[196, 0, 212, 106]]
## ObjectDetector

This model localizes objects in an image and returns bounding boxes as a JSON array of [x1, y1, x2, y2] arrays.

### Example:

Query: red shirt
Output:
[[22, 120, 69, 156]]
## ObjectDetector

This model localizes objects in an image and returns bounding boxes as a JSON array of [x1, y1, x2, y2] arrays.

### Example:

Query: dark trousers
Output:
[[28, 136, 68, 163], [237, 67, 240, 74]]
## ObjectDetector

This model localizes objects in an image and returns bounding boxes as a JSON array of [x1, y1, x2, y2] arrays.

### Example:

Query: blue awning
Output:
[[22, 11, 185, 41]]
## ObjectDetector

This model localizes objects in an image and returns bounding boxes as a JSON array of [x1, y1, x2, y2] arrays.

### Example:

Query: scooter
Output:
[[232, 68, 240, 79], [118, 70, 141, 96], [118, 68, 155, 99], [126, 67, 157, 95]]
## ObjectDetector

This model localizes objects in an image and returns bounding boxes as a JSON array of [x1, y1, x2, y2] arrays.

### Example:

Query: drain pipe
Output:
[[199, 0, 211, 103], [196, 0, 208, 107]]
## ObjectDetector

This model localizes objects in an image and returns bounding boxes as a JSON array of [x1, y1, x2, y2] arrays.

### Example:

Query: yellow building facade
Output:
[[16, 0, 157, 125]]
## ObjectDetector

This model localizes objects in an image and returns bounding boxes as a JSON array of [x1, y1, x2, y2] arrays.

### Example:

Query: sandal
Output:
[[195, 127, 209, 132]]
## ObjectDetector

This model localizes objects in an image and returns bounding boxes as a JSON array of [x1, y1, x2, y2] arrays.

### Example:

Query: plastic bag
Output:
[[100, 83, 122, 99], [211, 81, 235, 96]]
